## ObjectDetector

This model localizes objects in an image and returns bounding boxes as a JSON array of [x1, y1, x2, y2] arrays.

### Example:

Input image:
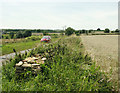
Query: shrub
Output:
[[104, 28, 110, 33], [23, 31, 32, 38], [5, 36, 9, 39], [16, 31, 23, 38], [81, 29, 86, 34], [97, 28, 101, 31], [115, 29, 119, 33], [65, 27, 75, 36], [9, 32, 14, 39], [75, 32, 80, 36], [43, 32, 48, 36]]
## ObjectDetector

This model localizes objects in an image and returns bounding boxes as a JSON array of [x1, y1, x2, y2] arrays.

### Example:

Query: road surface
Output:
[[0, 48, 34, 64]]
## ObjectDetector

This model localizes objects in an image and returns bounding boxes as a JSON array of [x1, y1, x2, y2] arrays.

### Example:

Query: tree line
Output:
[[1, 27, 120, 39], [65, 27, 120, 36], [2, 31, 32, 39], [2, 29, 64, 34]]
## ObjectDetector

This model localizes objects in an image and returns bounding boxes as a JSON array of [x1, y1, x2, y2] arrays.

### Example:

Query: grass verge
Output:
[[2, 40, 40, 55]]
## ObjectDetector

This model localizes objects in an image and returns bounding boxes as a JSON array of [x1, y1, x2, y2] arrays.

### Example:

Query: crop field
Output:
[[81, 35, 118, 88], [2, 36, 116, 91]]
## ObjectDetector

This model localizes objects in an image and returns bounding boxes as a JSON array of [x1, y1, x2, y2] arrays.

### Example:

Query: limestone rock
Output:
[[32, 64, 40, 67], [41, 58, 46, 61], [27, 59, 36, 64], [24, 62, 28, 64], [15, 54, 46, 74], [16, 61, 23, 67], [24, 57, 33, 62], [22, 64, 32, 67], [32, 57, 38, 60]]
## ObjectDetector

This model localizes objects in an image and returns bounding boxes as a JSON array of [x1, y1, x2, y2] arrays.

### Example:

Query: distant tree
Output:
[[5, 36, 9, 39], [104, 28, 110, 33], [23, 31, 32, 37], [97, 28, 101, 31], [9, 32, 14, 39], [78, 30, 81, 34], [27, 31, 32, 36], [75, 31, 80, 36], [115, 29, 120, 33], [37, 29, 41, 33], [75, 31, 79, 34], [89, 29, 93, 33], [76, 33, 80, 36], [65, 27, 75, 36], [81, 29, 86, 34], [2, 35, 4, 39], [43, 32, 48, 36], [111, 31, 114, 33], [16, 31, 23, 38], [23, 31, 28, 37]]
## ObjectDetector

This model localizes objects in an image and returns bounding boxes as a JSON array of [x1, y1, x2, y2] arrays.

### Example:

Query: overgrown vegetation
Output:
[[104, 28, 110, 33], [2, 37, 115, 91], [65, 27, 75, 36]]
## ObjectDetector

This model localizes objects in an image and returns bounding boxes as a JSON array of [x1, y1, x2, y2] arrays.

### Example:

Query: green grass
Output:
[[2, 40, 40, 55], [2, 36, 115, 91]]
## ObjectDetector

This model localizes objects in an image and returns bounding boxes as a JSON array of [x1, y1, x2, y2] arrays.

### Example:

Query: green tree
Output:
[[16, 31, 23, 38], [97, 28, 101, 31], [23, 31, 32, 37], [104, 28, 110, 33], [43, 32, 48, 36], [89, 29, 93, 33], [115, 29, 119, 33], [81, 29, 86, 34], [2, 35, 4, 39], [75, 31, 80, 36], [5, 36, 9, 39], [65, 27, 75, 36], [9, 32, 14, 39]]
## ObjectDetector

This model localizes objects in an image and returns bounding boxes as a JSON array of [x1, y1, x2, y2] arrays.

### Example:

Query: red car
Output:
[[41, 36, 51, 42]]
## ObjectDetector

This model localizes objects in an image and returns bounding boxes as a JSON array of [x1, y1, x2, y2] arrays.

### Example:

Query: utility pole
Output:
[[62, 25, 67, 31]]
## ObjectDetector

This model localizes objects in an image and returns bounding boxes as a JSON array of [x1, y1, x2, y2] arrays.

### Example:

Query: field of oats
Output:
[[81, 35, 118, 87]]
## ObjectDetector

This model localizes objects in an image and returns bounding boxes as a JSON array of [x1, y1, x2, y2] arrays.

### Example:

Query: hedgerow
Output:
[[2, 37, 114, 91]]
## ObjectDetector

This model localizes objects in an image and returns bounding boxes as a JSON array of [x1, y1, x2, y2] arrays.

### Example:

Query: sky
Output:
[[0, 0, 119, 30]]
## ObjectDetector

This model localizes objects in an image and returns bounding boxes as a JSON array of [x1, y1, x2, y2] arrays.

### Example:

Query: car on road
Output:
[[41, 36, 51, 42]]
